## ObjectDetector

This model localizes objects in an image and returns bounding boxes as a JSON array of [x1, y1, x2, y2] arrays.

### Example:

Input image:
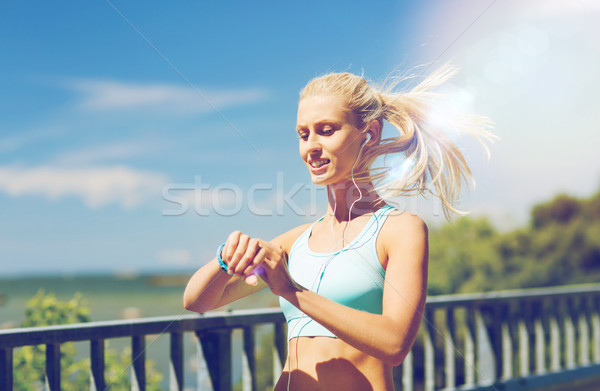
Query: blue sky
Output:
[[1, 1, 599, 276]]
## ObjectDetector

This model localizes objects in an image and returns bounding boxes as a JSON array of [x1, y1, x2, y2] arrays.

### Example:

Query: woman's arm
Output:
[[274, 213, 428, 366], [183, 224, 311, 313], [182, 254, 262, 313]]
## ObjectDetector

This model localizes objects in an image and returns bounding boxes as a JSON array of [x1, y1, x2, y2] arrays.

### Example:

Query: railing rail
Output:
[[1, 285, 599, 390]]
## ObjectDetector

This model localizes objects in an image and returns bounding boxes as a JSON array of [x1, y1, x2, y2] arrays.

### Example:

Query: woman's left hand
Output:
[[240, 239, 300, 296]]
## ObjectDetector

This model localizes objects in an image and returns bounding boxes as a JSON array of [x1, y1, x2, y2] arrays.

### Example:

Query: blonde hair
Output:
[[299, 64, 497, 219]]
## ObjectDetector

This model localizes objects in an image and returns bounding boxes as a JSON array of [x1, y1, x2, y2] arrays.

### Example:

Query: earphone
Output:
[[362, 133, 371, 147]]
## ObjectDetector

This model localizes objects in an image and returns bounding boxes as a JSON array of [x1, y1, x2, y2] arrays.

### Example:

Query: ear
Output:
[[364, 119, 381, 145]]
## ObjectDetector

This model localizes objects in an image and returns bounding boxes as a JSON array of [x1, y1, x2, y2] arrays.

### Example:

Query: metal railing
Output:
[[406, 284, 600, 391], [1, 285, 599, 391]]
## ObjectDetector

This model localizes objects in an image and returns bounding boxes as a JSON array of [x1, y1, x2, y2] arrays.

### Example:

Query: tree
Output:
[[532, 194, 582, 228], [13, 290, 164, 391], [428, 217, 502, 294], [428, 186, 600, 295]]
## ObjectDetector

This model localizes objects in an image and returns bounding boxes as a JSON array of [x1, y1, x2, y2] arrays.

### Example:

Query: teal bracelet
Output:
[[216, 243, 228, 272]]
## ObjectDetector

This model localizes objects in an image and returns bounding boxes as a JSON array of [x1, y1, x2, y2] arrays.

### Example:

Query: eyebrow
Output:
[[296, 119, 343, 130]]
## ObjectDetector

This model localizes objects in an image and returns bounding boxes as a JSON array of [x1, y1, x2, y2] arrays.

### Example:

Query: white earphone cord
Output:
[[286, 135, 368, 390]]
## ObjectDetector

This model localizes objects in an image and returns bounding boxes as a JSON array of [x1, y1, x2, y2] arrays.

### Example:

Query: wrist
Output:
[[216, 243, 230, 274], [279, 281, 304, 302]]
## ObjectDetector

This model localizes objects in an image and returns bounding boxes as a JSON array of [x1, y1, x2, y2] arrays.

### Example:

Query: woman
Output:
[[183, 65, 495, 390]]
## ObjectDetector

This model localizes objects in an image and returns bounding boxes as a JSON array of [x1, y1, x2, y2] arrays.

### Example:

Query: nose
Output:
[[305, 133, 321, 153]]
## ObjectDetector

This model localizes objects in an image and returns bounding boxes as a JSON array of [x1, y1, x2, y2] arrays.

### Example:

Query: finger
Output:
[[234, 238, 260, 274], [256, 240, 286, 268], [244, 274, 259, 286], [229, 234, 250, 273], [222, 231, 241, 264], [242, 247, 267, 276], [250, 239, 273, 264]]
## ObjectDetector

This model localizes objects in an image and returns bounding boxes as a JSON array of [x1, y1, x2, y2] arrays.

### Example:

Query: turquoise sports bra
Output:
[[279, 205, 395, 340]]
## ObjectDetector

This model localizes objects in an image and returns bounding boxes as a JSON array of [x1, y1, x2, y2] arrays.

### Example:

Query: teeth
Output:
[[310, 160, 329, 168]]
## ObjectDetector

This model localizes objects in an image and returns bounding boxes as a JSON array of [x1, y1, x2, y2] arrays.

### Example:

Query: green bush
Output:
[[13, 290, 164, 391]]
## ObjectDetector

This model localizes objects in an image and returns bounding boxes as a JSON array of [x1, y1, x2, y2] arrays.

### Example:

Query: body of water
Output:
[[0, 273, 278, 327]]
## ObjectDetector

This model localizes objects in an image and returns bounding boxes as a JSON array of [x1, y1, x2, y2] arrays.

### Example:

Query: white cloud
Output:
[[157, 249, 192, 266], [0, 165, 168, 208], [53, 142, 156, 165], [0, 126, 69, 153], [65, 79, 267, 115]]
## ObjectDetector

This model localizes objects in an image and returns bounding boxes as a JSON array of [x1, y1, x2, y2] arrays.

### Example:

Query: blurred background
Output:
[[1, 0, 599, 321]]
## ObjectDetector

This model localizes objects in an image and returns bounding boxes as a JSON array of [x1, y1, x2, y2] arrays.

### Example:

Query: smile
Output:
[[309, 159, 330, 168]]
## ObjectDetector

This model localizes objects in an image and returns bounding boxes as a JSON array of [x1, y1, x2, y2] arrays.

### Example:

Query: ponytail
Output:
[[300, 64, 497, 219]]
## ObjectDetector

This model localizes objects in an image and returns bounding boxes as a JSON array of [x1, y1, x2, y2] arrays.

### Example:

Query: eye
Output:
[[298, 131, 308, 141], [319, 127, 334, 135]]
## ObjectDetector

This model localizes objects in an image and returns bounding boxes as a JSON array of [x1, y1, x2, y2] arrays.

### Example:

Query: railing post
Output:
[[508, 302, 521, 380], [549, 310, 561, 372], [483, 303, 503, 382], [170, 332, 184, 391], [501, 302, 514, 380], [273, 322, 286, 382], [132, 335, 146, 391], [402, 350, 414, 391], [475, 307, 496, 384], [534, 300, 546, 375], [0, 347, 12, 391], [565, 297, 577, 369], [518, 301, 531, 376], [579, 296, 591, 366], [45, 343, 61, 391], [242, 326, 256, 391], [464, 306, 477, 387], [198, 329, 232, 391], [444, 307, 456, 389], [195, 332, 213, 390], [90, 339, 105, 391], [423, 308, 436, 391], [593, 295, 600, 364]]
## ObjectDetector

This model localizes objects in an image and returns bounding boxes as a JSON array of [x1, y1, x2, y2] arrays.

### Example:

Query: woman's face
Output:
[[296, 95, 365, 186]]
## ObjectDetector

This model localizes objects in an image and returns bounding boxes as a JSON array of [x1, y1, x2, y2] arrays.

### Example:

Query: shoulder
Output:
[[381, 210, 428, 240], [268, 222, 313, 254], [378, 210, 428, 267]]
